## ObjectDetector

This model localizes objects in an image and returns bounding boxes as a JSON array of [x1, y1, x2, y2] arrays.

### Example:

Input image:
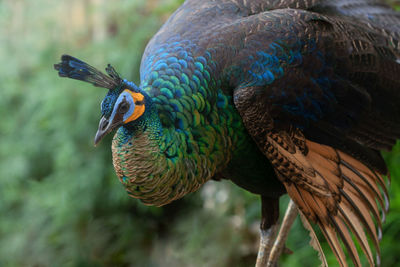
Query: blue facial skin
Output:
[[109, 91, 136, 123], [101, 87, 124, 118], [100, 79, 140, 120]]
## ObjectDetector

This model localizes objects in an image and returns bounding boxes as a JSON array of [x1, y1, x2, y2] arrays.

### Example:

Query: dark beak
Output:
[[94, 115, 123, 146]]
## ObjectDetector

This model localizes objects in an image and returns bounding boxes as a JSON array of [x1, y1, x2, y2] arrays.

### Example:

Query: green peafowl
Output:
[[55, 0, 400, 266]]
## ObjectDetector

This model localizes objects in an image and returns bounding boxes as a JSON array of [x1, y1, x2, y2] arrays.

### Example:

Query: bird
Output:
[[54, 0, 400, 266]]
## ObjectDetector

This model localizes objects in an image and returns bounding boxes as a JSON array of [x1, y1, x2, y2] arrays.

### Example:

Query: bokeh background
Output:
[[1, 0, 400, 266]]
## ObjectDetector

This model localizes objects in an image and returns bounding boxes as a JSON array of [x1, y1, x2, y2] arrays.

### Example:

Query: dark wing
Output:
[[180, 0, 400, 35], [230, 8, 398, 266]]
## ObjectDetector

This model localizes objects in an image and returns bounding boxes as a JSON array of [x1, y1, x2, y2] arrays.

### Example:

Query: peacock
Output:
[[54, 0, 400, 266]]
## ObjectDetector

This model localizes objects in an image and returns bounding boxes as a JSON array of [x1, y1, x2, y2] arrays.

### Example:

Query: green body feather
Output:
[[111, 77, 268, 206]]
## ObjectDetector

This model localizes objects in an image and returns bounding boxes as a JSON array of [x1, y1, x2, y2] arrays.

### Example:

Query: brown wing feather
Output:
[[330, 214, 362, 266], [265, 132, 388, 266], [299, 211, 329, 266], [338, 205, 375, 266]]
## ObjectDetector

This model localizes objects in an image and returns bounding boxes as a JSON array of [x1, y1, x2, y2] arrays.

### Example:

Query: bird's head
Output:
[[54, 55, 147, 145]]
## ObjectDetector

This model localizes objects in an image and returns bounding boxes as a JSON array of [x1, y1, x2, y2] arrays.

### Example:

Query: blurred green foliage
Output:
[[1, 0, 400, 266]]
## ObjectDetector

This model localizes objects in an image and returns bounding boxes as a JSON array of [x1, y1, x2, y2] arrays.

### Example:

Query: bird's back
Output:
[[54, 0, 400, 266], [139, 1, 400, 266]]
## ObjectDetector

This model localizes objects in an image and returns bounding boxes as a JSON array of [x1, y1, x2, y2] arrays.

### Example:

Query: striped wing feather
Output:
[[268, 133, 388, 266], [144, 0, 398, 265]]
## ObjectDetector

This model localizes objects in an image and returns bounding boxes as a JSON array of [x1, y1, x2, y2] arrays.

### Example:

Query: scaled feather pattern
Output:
[[55, 0, 400, 266]]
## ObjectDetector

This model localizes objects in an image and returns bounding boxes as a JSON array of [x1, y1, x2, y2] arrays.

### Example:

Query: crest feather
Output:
[[54, 55, 121, 89]]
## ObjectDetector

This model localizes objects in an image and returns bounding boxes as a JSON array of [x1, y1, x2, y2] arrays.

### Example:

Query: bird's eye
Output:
[[119, 102, 129, 113]]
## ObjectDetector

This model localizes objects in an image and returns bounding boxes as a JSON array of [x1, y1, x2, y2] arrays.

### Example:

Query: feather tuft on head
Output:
[[54, 55, 121, 89]]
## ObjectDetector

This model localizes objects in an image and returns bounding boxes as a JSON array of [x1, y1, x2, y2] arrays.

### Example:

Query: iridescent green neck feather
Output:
[[111, 43, 250, 205]]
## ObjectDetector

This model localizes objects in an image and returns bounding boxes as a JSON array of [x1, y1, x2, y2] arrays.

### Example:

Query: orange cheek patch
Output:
[[124, 90, 145, 123]]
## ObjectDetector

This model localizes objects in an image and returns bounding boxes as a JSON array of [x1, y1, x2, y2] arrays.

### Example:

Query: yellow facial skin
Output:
[[124, 90, 145, 123]]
